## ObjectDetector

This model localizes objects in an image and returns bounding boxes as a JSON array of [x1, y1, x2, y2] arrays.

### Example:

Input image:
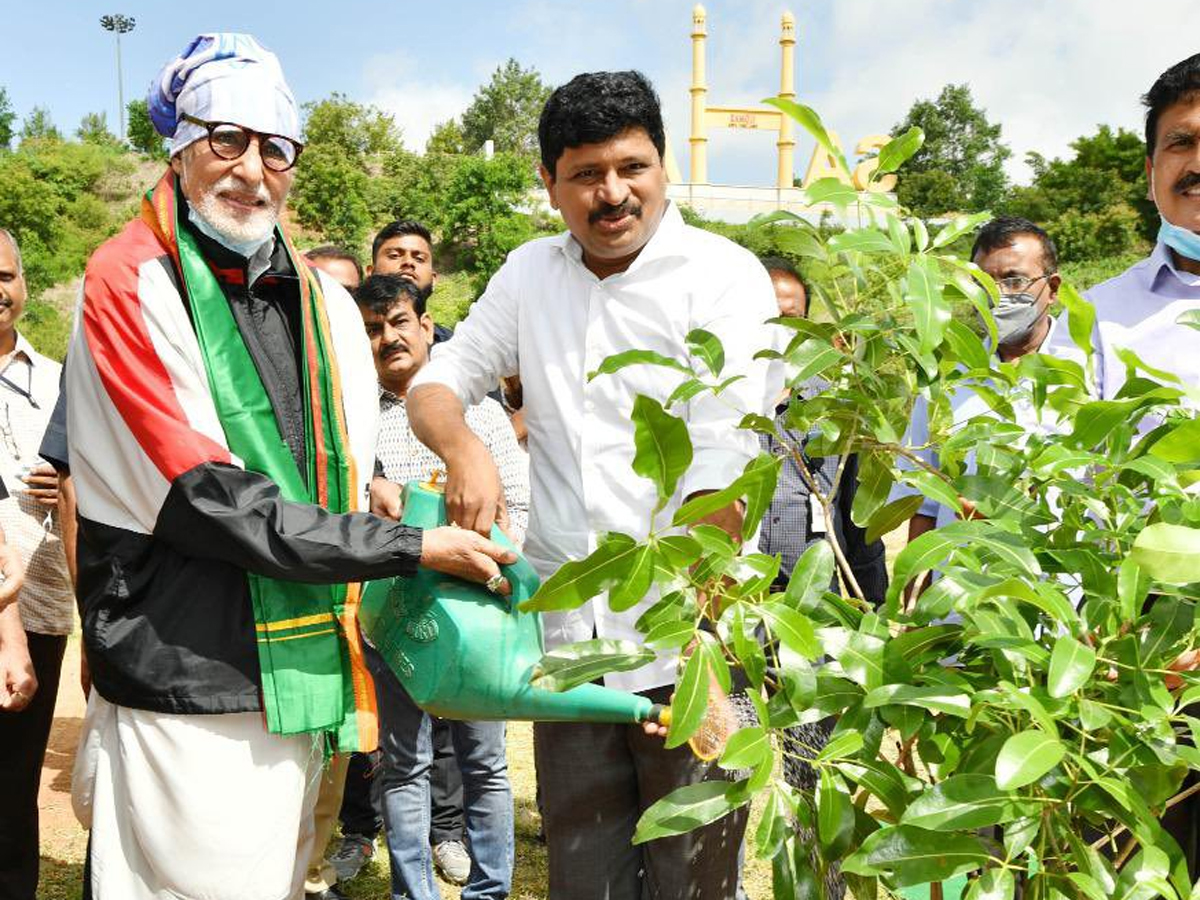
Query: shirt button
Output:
[[772, 517, 781, 524]]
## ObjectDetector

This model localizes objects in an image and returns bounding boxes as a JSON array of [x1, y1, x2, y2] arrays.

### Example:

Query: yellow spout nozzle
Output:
[[649, 704, 672, 727]]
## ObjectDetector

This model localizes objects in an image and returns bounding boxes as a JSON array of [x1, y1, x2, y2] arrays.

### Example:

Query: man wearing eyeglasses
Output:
[[66, 34, 513, 900], [901, 216, 1068, 543]]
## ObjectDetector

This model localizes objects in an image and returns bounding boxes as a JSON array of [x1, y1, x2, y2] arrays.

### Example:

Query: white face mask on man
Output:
[[994, 292, 1045, 348]]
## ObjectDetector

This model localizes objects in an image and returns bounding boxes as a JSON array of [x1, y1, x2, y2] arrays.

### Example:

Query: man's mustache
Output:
[[589, 201, 642, 224], [380, 341, 406, 358], [1174, 171, 1200, 194]]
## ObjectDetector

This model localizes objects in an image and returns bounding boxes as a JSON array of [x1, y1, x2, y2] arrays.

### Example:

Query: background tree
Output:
[[126, 98, 167, 159], [76, 112, 121, 149], [0, 87, 15, 150], [1008, 125, 1153, 262], [426, 119, 466, 156], [893, 83, 1010, 216], [20, 106, 61, 143], [290, 93, 403, 251], [460, 59, 551, 156]]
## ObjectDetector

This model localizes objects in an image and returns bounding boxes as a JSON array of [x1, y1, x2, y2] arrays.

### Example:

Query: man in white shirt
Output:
[[408, 71, 780, 900], [905, 217, 1071, 538]]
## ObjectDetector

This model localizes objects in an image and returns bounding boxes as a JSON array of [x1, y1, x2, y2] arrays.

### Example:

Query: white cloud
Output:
[[361, 53, 474, 152]]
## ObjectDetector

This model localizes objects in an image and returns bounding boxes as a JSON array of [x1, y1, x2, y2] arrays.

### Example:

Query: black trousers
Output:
[[0, 631, 67, 900], [338, 717, 465, 844]]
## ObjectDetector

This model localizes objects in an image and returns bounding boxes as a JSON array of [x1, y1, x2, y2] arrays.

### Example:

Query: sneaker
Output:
[[329, 833, 375, 883], [432, 839, 472, 886]]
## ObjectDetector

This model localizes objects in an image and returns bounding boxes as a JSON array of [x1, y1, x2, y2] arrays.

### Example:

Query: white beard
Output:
[[187, 171, 279, 248]]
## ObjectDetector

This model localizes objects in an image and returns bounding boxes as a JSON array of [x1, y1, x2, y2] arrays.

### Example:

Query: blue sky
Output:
[[6, 0, 1200, 185]]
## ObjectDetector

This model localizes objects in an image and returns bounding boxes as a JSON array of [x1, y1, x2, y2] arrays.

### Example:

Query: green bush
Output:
[[1049, 202, 1142, 263], [426, 270, 476, 328], [20, 300, 70, 362]]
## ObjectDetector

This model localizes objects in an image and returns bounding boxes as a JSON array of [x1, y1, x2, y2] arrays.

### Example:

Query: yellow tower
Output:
[[687, 7, 797, 189], [689, 5, 708, 185], [777, 11, 797, 189]]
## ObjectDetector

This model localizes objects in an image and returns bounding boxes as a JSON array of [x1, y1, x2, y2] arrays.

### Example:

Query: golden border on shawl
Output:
[[255, 612, 336, 633], [257, 628, 338, 644]]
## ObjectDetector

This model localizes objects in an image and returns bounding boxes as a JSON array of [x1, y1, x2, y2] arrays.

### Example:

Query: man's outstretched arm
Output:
[[408, 382, 505, 537]]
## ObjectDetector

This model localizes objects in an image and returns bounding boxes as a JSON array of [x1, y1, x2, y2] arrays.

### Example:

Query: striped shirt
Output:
[[375, 386, 530, 547], [0, 331, 73, 635]]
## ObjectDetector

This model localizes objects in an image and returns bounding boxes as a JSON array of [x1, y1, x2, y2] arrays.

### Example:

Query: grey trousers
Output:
[[533, 685, 747, 900]]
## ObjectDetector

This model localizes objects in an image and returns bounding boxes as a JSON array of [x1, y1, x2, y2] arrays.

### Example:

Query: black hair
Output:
[[354, 274, 427, 318], [1144, 54, 1200, 158], [303, 244, 363, 282], [759, 255, 806, 289], [970, 216, 1059, 273], [537, 71, 666, 177], [371, 219, 434, 264]]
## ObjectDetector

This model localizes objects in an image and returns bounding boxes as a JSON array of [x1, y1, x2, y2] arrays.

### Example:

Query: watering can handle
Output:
[[495, 541, 540, 611]]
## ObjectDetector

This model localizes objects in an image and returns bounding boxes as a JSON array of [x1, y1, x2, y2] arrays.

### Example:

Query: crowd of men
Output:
[[0, 28, 1199, 900]]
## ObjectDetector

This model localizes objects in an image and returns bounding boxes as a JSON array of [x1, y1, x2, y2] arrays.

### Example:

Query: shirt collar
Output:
[[1147, 240, 1200, 292], [11, 331, 37, 366], [378, 383, 404, 408], [555, 200, 689, 279]]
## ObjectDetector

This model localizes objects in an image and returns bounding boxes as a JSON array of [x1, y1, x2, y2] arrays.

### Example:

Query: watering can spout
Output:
[[358, 481, 669, 729]]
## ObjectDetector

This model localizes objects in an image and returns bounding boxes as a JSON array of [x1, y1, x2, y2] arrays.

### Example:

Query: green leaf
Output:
[[655, 535, 702, 568], [522, 532, 639, 611], [530, 638, 656, 691], [788, 337, 843, 383], [784, 540, 835, 609], [719, 725, 770, 770], [842, 825, 988, 886], [901, 774, 1036, 831], [905, 257, 951, 355], [607, 542, 656, 612], [761, 602, 820, 658], [764, 98, 851, 176], [1047, 636, 1097, 698], [865, 494, 924, 545], [632, 779, 749, 844], [803, 177, 860, 208], [729, 604, 766, 689], [1150, 418, 1200, 464], [994, 729, 1066, 790], [836, 759, 914, 817], [829, 228, 897, 255], [631, 395, 693, 509], [664, 644, 709, 750], [686, 328, 725, 378], [1132, 522, 1200, 586], [816, 729, 865, 761], [851, 451, 894, 529], [965, 869, 1015, 900], [665, 377, 708, 408], [818, 768, 855, 858], [754, 787, 791, 860], [930, 213, 991, 250], [876, 127, 924, 175], [644, 618, 695, 651], [672, 453, 781, 538], [835, 632, 886, 689], [1176, 309, 1200, 332], [863, 684, 971, 718], [588, 348, 692, 381]]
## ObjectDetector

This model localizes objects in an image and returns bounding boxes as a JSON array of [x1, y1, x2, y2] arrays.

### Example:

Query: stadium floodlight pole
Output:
[[99, 14, 136, 141]]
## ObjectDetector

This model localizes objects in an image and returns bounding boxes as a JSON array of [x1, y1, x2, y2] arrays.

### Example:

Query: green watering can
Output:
[[358, 479, 673, 728]]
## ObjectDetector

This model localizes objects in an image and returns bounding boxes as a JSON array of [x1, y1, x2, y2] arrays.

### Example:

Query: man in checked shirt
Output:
[[354, 272, 528, 900]]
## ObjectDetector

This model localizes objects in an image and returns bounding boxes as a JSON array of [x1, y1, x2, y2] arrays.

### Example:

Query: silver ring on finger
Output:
[[485, 574, 506, 595]]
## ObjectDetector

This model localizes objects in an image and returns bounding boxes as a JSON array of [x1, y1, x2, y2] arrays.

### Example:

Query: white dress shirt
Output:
[[412, 202, 782, 691]]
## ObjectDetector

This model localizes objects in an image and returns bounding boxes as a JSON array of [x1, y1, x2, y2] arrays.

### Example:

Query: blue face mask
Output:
[[1158, 216, 1200, 264], [1150, 171, 1200, 262]]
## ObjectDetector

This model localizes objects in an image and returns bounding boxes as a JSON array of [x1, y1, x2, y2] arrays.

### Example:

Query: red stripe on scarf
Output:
[[82, 213, 233, 481]]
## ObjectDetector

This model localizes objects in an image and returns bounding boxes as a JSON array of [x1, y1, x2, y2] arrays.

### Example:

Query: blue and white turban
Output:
[[148, 33, 301, 157]]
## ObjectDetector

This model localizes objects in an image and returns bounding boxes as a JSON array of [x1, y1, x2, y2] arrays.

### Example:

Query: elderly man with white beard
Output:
[[66, 34, 512, 900]]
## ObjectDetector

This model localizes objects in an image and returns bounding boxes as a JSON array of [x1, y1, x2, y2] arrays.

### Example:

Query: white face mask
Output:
[[994, 293, 1044, 348]]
